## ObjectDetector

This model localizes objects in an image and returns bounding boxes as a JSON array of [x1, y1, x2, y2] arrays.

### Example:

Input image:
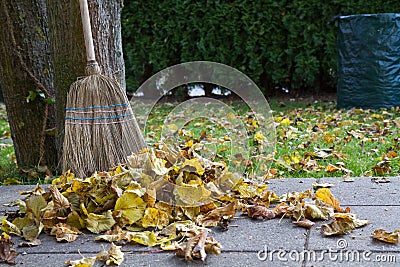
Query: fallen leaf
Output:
[[18, 239, 41, 247], [0, 233, 18, 265], [372, 229, 399, 244], [114, 192, 146, 225], [321, 213, 368, 236], [141, 207, 170, 229], [198, 201, 237, 227], [246, 205, 276, 220], [66, 255, 96, 267], [50, 223, 81, 242], [86, 210, 116, 234], [50, 185, 70, 215], [96, 243, 124, 266], [292, 219, 315, 229], [315, 188, 345, 212]]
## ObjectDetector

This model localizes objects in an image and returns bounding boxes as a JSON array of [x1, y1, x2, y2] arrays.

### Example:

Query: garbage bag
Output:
[[337, 13, 400, 109]]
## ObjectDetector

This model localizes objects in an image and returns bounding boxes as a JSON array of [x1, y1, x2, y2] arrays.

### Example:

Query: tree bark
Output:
[[46, 0, 126, 166], [0, 0, 126, 174], [0, 0, 57, 169]]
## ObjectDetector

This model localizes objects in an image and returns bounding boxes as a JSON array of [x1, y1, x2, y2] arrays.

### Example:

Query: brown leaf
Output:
[[292, 219, 315, 229], [246, 205, 276, 220], [175, 229, 220, 262], [18, 239, 41, 247], [372, 229, 399, 244], [272, 202, 290, 217], [0, 233, 19, 265], [321, 213, 368, 236], [50, 185, 70, 215], [50, 223, 81, 243], [198, 200, 237, 227]]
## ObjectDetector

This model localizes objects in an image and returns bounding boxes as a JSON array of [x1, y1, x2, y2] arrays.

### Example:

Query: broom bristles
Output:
[[62, 74, 146, 177]]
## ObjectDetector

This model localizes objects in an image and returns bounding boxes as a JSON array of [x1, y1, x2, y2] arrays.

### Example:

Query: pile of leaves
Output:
[[1, 143, 399, 266]]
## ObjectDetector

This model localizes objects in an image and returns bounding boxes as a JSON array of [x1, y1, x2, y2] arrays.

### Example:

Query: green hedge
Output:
[[122, 0, 400, 95]]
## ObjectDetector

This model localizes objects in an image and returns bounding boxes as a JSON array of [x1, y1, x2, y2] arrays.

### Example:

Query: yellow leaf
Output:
[[181, 158, 205, 176], [50, 223, 81, 243], [114, 192, 146, 225], [280, 118, 291, 126], [25, 195, 47, 219], [141, 208, 170, 229], [126, 231, 158, 247], [254, 132, 265, 142], [66, 256, 96, 267], [325, 163, 340, 173], [96, 243, 124, 266], [315, 188, 345, 212], [372, 229, 400, 244], [1, 219, 22, 236], [174, 184, 211, 206], [86, 210, 115, 234], [321, 213, 368, 236]]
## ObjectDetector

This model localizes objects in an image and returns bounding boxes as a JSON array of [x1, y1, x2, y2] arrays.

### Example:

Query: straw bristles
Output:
[[62, 74, 146, 177]]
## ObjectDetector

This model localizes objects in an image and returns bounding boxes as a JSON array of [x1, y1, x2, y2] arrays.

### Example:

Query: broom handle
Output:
[[79, 0, 96, 63]]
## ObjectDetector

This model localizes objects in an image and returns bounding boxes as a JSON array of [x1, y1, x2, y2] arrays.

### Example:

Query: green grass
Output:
[[1, 99, 399, 184], [140, 99, 399, 179], [0, 104, 20, 184]]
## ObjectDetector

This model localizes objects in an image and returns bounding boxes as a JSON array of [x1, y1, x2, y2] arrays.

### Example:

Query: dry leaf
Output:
[[315, 188, 345, 212], [246, 205, 276, 219], [50, 185, 70, 215], [96, 243, 124, 266], [50, 223, 81, 242], [372, 229, 400, 244], [321, 213, 368, 236], [141, 208, 170, 229], [18, 239, 41, 247], [198, 200, 237, 227], [292, 219, 315, 229], [66, 256, 96, 267], [0, 233, 18, 265]]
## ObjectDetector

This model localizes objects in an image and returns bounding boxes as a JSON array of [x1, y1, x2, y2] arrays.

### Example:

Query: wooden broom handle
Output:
[[79, 0, 96, 63]]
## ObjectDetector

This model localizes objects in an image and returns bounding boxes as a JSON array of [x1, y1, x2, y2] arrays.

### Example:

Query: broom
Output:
[[62, 0, 146, 177]]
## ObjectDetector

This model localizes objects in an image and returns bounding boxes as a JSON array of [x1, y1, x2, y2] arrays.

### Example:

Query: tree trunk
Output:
[[0, 0, 126, 174], [46, 0, 126, 169], [0, 0, 57, 169]]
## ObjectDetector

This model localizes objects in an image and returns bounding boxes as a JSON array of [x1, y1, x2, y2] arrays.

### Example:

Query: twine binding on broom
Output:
[[62, 72, 146, 178]]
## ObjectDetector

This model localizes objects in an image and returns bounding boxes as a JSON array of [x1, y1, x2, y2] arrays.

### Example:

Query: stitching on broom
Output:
[[65, 117, 138, 125], [65, 113, 134, 121], [65, 102, 129, 110], [66, 107, 131, 114]]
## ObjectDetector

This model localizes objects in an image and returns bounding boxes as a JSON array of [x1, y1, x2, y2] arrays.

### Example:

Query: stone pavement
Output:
[[0, 177, 399, 267]]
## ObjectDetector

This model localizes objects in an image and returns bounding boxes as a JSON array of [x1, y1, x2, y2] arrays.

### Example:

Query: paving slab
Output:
[[318, 177, 400, 206], [307, 206, 400, 252], [1, 176, 399, 267], [266, 178, 318, 195], [14, 251, 301, 267]]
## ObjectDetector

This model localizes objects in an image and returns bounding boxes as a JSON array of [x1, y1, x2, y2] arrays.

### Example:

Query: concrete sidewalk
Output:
[[1, 177, 399, 267]]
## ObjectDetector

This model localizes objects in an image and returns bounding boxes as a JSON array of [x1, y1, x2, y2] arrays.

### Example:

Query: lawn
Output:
[[0, 99, 399, 185]]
